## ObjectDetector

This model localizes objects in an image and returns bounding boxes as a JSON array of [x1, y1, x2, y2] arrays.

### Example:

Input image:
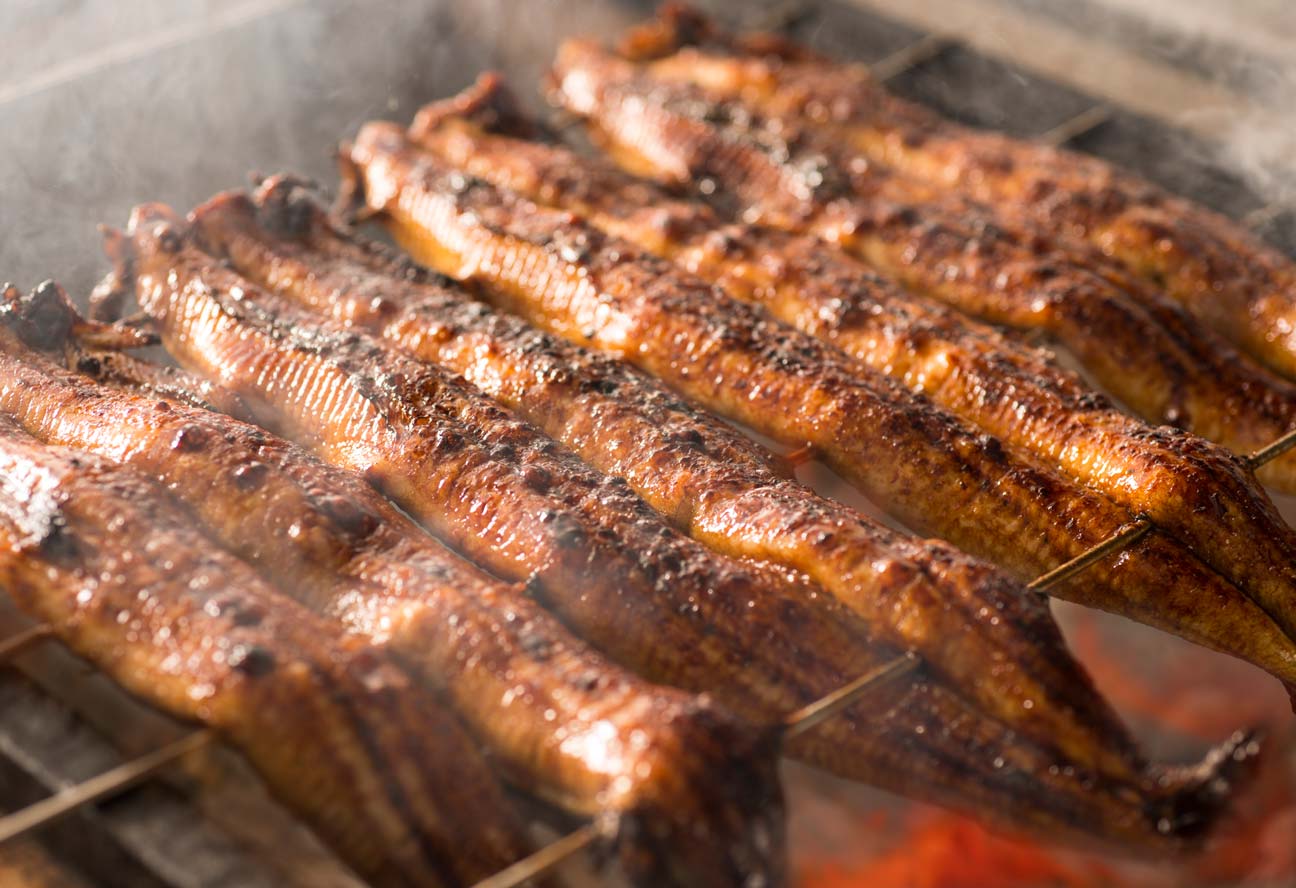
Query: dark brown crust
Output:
[[548, 37, 1296, 496], [0, 413, 529, 888], [188, 173, 1145, 789], [111, 202, 1252, 850], [405, 76, 1296, 683], [633, 5, 1296, 383], [0, 283, 781, 888], [342, 122, 1296, 702], [73, 345, 253, 417]]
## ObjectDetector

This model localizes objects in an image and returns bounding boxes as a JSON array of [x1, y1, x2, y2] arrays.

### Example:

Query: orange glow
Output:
[[796, 813, 1125, 888], [794, 606, 1296, 887]]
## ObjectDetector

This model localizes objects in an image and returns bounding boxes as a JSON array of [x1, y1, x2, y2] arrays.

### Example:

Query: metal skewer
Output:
[[2, 411, 1292, 880], [1027, 519, 1152, 592], [472, 821, 602, 888], [0, 624, 53, 661], [1247, 425, 1296, 469], [0, 728, 214, 845], [469, 648, 920, 888], [1038, 105, 1112, 147], [869, 33, 955, 83], [782, 650, 921, 739]]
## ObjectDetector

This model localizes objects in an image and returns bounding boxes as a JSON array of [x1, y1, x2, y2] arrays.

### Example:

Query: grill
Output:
[[1, 1, 1294, 886]]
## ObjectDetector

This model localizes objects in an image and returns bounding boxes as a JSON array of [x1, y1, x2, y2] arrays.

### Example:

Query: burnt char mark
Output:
[[137, 201, 797, 886], [354, 128, 1201, 780], [28, 507, 78, 563], [0, 280, 81, 354], [0, 427, 530, 887], [552, 34, 1296, 638], [231, 174, 785, 485]]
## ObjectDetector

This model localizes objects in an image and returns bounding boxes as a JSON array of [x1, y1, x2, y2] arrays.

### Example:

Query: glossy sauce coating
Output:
[[621, 6, 1296, 385], [406, 75, 1296, 682], [0, 414, 529, 888], [344, 122, 1296, 699], [0, 282, 781, 888], [115, 202, 1246, 850], [191, 174, 1143, 785], [550, 32, 1296, 496]]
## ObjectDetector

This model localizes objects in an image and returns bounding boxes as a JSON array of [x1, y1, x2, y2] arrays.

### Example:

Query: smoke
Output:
[[1046, 0, 1296, 211], [1122, 0, 1296, 210], [0, 0, 654, 307]]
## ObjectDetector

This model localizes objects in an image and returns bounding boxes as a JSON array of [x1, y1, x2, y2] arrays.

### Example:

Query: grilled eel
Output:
[[0, 413, 530, 888], [619, 5, 1296, 384], [109, 202, 1256, 850], [341, 121, 1296, 686], [402, 77, 1296, 681], [0, 282, 782, 888], [548, 36, 1296, 498], [188, 175, 1144, 783]]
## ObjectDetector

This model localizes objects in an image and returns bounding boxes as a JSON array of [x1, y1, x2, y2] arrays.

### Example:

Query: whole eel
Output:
[[402, 75, 1296, 674], [341, 121, 1296, 694], [0, 409, 529, 888], [618, 5, 1296, 384], [548, 32, 1296, 497], [0, 281, 782, 888], [109, 203, 1251, 849], [191, 173, 1139, 782]]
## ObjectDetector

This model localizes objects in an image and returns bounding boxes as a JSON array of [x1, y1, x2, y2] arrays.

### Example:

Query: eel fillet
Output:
[[0, 407, 529, 888], [109, 204, 1255, 849], [405, 76, 1296, 679], [341, 121, 1296, 699], [620, 5, 1296, 383], [548, 33, 1296, 498], [0, 281, 783, 888], [191, 173, 1143, 784]]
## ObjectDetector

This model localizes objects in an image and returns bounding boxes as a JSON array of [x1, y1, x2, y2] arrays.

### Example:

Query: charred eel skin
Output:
[[0, 282, 781, 888], [341, 122, 1296, 699], [404, 75, 1296, 689], [189, 173, 1143, 786], [110, 203, 1252, 851], [548, 33, 1296, 497], [622, 5, 1296, 385], [0, 411, 530, 888]]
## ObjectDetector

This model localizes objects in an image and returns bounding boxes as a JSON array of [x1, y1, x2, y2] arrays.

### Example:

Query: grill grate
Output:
[[2, 2, 1295, 886]]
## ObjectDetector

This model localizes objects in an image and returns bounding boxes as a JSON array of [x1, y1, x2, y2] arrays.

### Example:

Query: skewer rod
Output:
[[782, 651, 920, 739], [1248, 426, 1296, 469], [1038, 105, 1111, 147], [0, 729, 214, 845], [471, 822, 601, 888], [1027, 520, 1151, 592], [0, 624, 53, 662], [869, 33, 954, 82]]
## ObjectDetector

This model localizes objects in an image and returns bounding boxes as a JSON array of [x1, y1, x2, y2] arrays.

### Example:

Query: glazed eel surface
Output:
[[621, 5, 1296, 383], [548, 36, 1296, 497], [404, 75, 1296, 669], [189, 173, 1148, 785], [0, 283, 780, 888], [111, 201, 1249, 850], [341, 121, 1296, 696], [0, 410, 527, 888]]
